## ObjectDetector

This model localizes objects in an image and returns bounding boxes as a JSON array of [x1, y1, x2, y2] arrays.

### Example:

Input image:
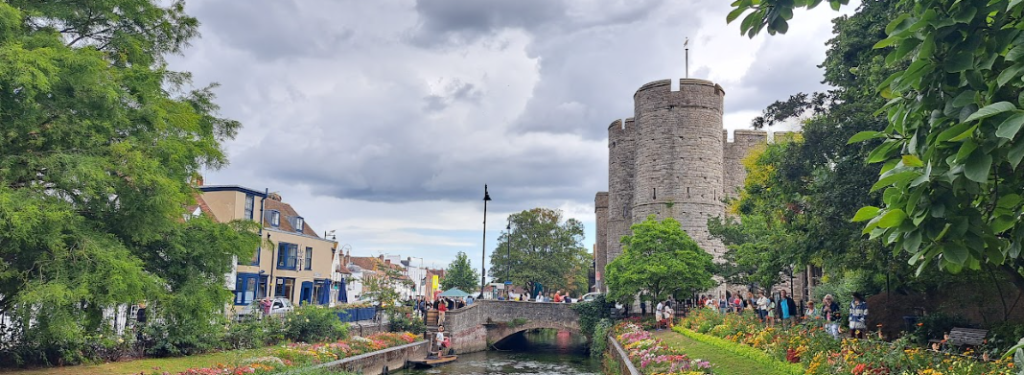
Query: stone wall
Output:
[[445, 300, 580, 354], [723, 130, 768, 200], [311, 340, 428, 375], [607, 118, 636, 268], [594, 192, 609, 291]]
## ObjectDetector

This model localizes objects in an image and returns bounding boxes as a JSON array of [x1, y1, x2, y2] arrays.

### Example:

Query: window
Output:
[[270, 211, 280, 227], [275, 277, 295, 300], [250, 247, 261, 266], [295, 217, 304, 232], [277, 242, 298, 270], [233, 273, 266, 305], [304, 247, 313, 270], [244, 194, 254, 220]]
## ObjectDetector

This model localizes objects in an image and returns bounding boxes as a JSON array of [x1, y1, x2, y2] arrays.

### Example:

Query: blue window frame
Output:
[[244, 194, 254, 220], [270, 211, 280, 227], [277, 242, 298, 270], [304, 247, 313, 270], [234, 273, 267, 306]]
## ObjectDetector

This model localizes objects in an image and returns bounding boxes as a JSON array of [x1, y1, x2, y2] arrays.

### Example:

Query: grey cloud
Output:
[[409, 0, 567, 47], [725, 36, 831, 113], [192, 0, 354, 61], [423, 80, 483, 112]]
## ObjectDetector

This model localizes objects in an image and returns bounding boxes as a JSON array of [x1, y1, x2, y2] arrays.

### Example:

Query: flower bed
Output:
[[613, 321, 713, 374], [161, 332, 420, 375], [677, 309, 1018, 375]]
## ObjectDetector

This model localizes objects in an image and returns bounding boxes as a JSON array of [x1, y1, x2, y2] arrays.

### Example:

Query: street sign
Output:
[[504, 281, 513, 285]]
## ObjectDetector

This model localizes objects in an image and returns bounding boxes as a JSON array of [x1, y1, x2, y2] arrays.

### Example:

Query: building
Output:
[[594, 78, 810, 298], [194, 185, 340, 311], [342, 255, 415, 300]]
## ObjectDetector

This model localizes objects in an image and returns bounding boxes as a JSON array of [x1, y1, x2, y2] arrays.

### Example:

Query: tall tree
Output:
[[605, 216, 716, 303], [441, 252, 479, 293], [0, 1, 256, 363], [731, 0, 1024, 291], [489, 208, 590, 296]]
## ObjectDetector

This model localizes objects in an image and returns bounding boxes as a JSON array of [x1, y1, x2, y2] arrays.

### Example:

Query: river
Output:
[[395, 329, 603, 375]]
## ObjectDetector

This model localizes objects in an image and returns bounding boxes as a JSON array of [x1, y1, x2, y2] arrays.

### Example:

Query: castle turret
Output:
[[607, 118, 636, 270], [723, 130, 769, 200], [631, 79, 726, 259]]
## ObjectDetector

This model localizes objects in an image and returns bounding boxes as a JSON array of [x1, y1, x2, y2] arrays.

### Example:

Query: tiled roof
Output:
[[184, 194, 216, 219], [336, 264, 352, 274], [262, 198, 319, 238]]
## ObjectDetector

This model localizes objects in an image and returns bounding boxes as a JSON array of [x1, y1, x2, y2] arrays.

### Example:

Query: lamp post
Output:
[[506, 216, 513, 284], [479, 185, 491, 299]]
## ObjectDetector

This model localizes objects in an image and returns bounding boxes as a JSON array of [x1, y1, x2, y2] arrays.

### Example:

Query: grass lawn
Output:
[[0, 347, 272, 375], [652, 330, 792, 375]]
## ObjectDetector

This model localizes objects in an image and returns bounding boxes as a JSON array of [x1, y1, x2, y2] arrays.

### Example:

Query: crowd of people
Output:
[[630, 290, 870, 339]]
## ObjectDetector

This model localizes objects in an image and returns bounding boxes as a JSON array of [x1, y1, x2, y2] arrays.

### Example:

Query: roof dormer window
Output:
[[270, 211, 280, 227], [295, 217, 304, 233]]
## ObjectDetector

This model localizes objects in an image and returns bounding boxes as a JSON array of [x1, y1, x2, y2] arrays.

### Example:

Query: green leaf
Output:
[[964, 101, 1017, 122], [944, 245, 969, 265], [904, 231, 923, 254], [997, 63, 1024, 87], [831, 1, 842, 11], [874, 36, 900, 49], [948, 124, 977, 142], [996, 112, 1024, 139], [964, 150, 993, 183], [951, 90, 976, 108], [726, 7, 745, 23], [848, 131, 884, 144], [871, 170, 920, 191], [885, 13, 911, 34], [1010, 0, 1024, 11], [945, 50, 974, 72], [937, 122, 973, 142], [902, 154, 925, 167], [852, 206, 881, 222], [1007, 45, 1024, 61], [992, 215, 1016, 233], [878, 209, 908, 228], [1007, 140, 1024, 169]]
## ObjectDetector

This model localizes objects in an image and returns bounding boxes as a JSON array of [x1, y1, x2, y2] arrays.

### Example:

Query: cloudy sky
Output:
[[169, 0, 854, 274]]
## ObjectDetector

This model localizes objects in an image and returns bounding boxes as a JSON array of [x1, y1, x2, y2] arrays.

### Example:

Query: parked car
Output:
[[236, 297, 294, 319], [581, 292, 603, 302]]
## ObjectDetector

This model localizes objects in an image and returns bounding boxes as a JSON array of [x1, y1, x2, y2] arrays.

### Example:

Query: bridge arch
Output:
[[443, 300, 581, 353]]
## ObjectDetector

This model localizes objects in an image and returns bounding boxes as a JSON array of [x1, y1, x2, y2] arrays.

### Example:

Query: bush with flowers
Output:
[[153, 332, 421, 375], [677, 309, 1020, 375], [613, 321, 714, 374]]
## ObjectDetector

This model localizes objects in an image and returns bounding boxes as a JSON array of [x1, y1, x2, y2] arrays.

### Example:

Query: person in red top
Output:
[[553, 291, 563, 303], [437, 298, 447, 325]]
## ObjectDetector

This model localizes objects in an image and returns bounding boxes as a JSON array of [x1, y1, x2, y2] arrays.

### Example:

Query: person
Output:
[[435, 325, 450, 357], [524, 292, 531, 301], [718, 294, 728, 314], [640, 300, 647, 316], [466, 295, 474, 305], [655, 300, 665, 327], [554, 290, 563, 303], [260, 297, 272, 317], [732, 294, 742, 313], [849, 292, 868, 339], [437, 297, 448, 325], [822, 294, 841, 339], [664, 303, 675, 328], [778, 290, 797, 327], [745, 291, 756, 311], [767, 296, 776, 327], [756, 291, 770, 323], [804, 301, 819, 320]]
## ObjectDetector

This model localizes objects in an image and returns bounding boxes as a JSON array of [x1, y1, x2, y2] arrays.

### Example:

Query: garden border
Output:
[[283, 340, 428, 375], [673, 327, 804, 375], [608, 335, 642, 375]]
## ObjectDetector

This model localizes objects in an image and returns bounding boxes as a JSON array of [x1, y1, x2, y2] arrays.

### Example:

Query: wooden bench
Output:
[[929, 327, 988, 351]]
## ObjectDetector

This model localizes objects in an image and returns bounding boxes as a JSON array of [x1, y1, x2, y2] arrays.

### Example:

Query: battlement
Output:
[[772, 131, 800, 143], [607, 119, 623, 131], [730, 129, 768, 144], [595, 192, 609, 208]]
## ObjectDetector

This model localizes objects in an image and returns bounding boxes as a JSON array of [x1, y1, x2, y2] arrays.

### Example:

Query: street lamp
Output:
[[479, 185, 491, 299], [506, 216, 513, 284]]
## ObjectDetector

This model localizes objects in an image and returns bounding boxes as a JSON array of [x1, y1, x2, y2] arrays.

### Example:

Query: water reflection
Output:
[[395, 329, 601, 375]]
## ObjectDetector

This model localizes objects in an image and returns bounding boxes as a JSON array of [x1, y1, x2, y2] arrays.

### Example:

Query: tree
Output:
[[730, 0, 1024, 291], [441, 252, 479, 293], [0, 1, 256, 363], [489, 208, 591, 296], [605, 216, 716, 304]]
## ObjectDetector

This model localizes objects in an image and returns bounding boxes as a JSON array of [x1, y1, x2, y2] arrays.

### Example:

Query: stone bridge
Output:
[[443, 300, 580, 353]]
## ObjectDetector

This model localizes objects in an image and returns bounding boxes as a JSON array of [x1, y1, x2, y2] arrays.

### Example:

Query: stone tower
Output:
[[595, 78, 779, 295]]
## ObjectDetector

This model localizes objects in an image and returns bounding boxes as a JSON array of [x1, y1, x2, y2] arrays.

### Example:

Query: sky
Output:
[[168, 0, 856, 275]]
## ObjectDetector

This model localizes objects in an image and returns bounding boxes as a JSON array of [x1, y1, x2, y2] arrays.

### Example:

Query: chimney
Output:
[[344, 250, 350, 266], [268, 192, 282, 201]]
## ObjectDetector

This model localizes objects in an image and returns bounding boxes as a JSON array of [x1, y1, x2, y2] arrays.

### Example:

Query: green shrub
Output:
[[388, 310, 426, 335], [590, 318, 613, 357], [284, 305, 349, 343], [224, 316, 286, 349], [571, 294, 612, 337], [908, 312, 973, 346]]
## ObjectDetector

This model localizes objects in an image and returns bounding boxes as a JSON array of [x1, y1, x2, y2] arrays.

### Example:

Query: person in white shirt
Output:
[[435, 325, 449, 357], [756, 291, 770, 324], [655, 301, 664, 322]]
